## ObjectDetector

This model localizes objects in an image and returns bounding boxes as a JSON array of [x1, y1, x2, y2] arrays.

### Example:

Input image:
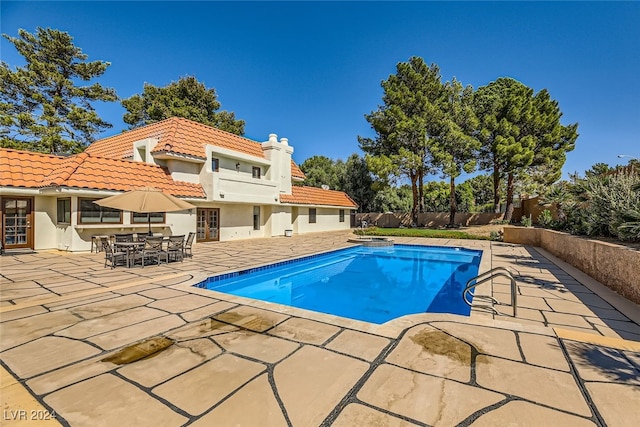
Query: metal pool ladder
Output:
[[463, 267, 518, 316]]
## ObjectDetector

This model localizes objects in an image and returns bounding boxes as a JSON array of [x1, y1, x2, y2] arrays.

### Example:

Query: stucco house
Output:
[[0, 117, 357, 252]]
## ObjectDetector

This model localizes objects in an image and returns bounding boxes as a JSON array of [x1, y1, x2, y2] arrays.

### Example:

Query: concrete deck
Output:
[[1, 231, 639, 426]]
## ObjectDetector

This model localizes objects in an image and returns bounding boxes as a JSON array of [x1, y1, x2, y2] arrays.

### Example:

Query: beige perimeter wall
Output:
[[503, 226, 640, 304], [356, 212, 503, 228]]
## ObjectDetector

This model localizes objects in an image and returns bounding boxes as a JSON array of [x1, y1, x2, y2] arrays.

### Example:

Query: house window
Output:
[[211, 158, 219, 172], [339, 209, 345, 223], [56, 198, 71, 224], [252, 166, 261, 179], [309, 208, 316, 223], [78, 198, 121, 224], [131, 212, 165, 224], [253, 206, 260, 230]]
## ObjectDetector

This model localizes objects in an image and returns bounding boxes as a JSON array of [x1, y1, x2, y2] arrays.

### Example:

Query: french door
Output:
[[196, 208, 220, 242], [1, 197, 34, 250]]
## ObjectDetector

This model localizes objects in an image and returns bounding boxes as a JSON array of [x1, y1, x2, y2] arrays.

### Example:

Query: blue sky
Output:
[[2, 1, 639, 179]]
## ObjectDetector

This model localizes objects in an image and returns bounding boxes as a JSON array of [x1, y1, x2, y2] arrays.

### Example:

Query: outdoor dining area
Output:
[[91, 187, 198, 269], [98, 232, 195, 268]]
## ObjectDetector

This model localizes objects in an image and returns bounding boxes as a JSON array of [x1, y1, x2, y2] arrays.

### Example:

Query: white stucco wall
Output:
[[219, 204, 263, 240], [165, 160, 201, 184], [34, 196, 58, 250], [294, 207, 351, 234]]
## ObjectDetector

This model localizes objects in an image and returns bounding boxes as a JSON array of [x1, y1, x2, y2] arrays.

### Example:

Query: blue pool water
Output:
[[195, 244, 482, 324]]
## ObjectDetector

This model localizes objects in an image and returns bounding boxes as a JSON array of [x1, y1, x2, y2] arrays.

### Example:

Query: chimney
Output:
[[262, 133, 294, 195]]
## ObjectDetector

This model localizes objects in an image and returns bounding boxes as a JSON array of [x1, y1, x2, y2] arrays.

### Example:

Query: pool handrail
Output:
[[463, 267, 518, 317]]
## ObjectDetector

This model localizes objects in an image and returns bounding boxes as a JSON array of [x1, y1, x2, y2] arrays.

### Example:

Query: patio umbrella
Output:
[[94, 187, 196, 235]]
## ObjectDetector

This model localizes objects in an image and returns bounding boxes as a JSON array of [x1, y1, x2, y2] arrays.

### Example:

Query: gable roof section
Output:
[[1, 148, 205, 198], [291, 160, 306, 180], [0, 149, 64, 188], [280, 186, 357, 208], [85, 117, 265, 160]]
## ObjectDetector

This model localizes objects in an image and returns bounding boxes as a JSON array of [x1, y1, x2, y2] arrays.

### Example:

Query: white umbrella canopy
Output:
[[94, 187, 196, 235]]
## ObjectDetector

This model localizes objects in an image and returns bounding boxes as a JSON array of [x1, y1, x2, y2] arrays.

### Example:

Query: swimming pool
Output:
[[195, 244, 482, 324]]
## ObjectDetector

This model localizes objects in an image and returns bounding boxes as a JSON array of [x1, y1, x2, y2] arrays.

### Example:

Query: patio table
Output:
[[114, 241, 144, 268]]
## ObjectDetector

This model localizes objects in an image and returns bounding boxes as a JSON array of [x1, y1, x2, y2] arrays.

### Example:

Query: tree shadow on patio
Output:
[[564, 340, 640, 384]]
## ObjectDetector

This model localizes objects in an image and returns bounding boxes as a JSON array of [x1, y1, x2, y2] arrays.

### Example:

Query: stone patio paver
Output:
[[332, 403, 420, 426], [1, 336, 101, 379], [274, 345, 369, 426], [518, 332, 569, 371], [56, 306, 166, 339], [471, 401, 596, 426], [358, 363, 504, 425], [152, 354, 265, 416], [44, 374, 187, 427], [1, 231, 639, 426], [189, 373, 288, 426], [585, 382, 640, 427], [325, 329, 391, 362], [476, 355, 592, 416], [26, 357, 114, 395], [269, 317, 340, 345], [117, 338, 222, 387], [212, 329, 299, 363], [87, 315, 184, 350], [385, 324, 472, 382]]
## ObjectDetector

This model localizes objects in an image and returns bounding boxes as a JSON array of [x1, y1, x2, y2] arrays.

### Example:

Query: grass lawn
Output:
[[356, 227, 491, 240]]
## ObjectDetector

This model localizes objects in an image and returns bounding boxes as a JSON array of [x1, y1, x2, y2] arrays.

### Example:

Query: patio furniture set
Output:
[[98, 232, 195, 268]]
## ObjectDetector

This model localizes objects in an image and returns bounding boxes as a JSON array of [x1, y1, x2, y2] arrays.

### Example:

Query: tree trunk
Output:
[[503, 172, 515, 221], [410, 174, 419, 226], [448, 175, 457, 226], [418, 173, 424, 213], [493, 160, 501, 213]]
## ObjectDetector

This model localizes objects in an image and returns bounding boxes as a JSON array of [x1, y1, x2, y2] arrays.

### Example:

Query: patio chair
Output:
[[114, 233, 134, 243], [167, 235, 185, 262], [101, 237, 127, 269], [184, 232, 195, 258], [141, 236, 168, 267]]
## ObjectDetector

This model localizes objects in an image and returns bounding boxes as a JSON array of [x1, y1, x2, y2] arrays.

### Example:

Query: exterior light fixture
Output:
[[236, 162, 240, 171]]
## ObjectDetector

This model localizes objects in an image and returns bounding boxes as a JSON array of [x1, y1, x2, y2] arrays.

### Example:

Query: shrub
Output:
[[521, 214, 533, 227], [537, 209, 553, 228], [584, 173, 640, 239]]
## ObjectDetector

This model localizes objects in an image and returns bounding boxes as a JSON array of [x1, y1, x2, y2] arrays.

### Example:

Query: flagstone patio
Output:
[[1, 231, 639, 426]]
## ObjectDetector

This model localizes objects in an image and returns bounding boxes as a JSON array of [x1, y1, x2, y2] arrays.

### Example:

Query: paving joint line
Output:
[[0, 272, 191, 314]]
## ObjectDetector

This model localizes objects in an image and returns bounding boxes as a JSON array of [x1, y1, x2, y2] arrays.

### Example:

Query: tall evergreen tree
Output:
[[430, 78, 480, 225], [0, 28, 117, 154], [342, 154, 376, 213], [474, 78, 577, 220], [122, 76, 245, 134], [300, 155, 344, 190], [359, 57, 444, 224]]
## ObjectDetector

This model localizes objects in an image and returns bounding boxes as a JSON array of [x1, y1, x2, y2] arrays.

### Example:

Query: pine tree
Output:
[[122, 76, 245, 135], [0, 28, 117, 154], [474, 78, 577, 220], [359, 57, 444, 224]]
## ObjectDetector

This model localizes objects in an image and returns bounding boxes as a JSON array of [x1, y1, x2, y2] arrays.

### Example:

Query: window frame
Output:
[[78, 198, 122, 225], [253, 206, 260, 231], [339, 209, 345, 223], [56, 198, 71, 224], [309, 208, 317, 224], [131, 212, 166, 224], [211, 158, 220, 172], [252, 166, 261, 179]]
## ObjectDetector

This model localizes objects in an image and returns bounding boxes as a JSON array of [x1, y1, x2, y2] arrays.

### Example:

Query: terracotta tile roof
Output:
[[1, 148, 205, 198], [280, 186, 357, 208], [291, 160, 306, 180], [0, 149, 64, 188], [86, 117, 266, 160]]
